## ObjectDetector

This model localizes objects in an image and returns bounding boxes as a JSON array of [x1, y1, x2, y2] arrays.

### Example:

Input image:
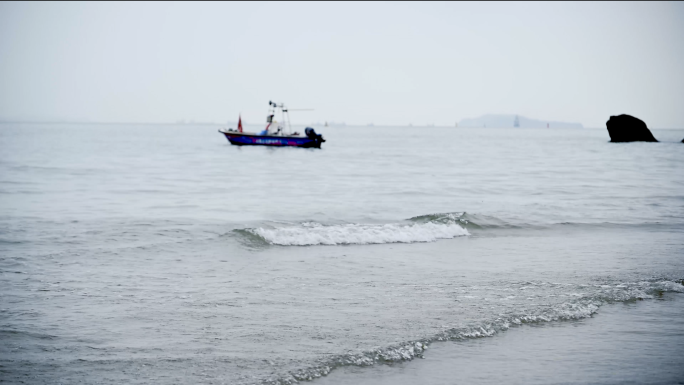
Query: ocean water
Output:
[[1, 123, 683, 384]]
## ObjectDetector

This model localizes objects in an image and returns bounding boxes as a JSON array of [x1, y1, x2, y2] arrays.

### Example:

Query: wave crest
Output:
[[236, 215, 470, 246], [408, 212, 515, 229], [247, 221, 469, 246]]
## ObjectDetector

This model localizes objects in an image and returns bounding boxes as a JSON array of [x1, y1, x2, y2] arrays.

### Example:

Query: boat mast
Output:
[[267, 101, 292, 134], [266, 101, 276, 132], [267, 101, 313, 135], [280, 103, 291, 134]]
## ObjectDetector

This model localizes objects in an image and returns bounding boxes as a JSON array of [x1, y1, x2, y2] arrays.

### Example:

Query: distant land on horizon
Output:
[[458, 114, 583, 129]]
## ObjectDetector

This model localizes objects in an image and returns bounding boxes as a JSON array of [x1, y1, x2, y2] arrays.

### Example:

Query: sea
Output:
[[1, 123, 683, 385]]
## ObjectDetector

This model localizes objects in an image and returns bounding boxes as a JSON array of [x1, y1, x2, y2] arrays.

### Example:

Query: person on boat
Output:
[[259, 121, 273, 136], [259, 114, 274, 135]]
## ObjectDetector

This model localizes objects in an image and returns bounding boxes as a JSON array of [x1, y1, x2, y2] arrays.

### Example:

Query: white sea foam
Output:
[[249, 221, 469, 246], [264, 279, 684, 385]]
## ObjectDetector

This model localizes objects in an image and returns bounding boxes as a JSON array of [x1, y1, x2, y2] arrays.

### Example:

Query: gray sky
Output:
[[1, 1, 683, 128]]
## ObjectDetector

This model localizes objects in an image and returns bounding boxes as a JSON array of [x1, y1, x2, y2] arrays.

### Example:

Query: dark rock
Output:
[[606, 114, 658, 142]]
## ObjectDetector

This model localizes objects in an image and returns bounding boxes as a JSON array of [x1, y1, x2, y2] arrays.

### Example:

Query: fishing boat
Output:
[[219, 101, 325, 148]]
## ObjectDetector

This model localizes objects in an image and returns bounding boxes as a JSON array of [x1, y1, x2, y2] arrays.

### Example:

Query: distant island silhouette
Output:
[[459, 114, 583, 129]]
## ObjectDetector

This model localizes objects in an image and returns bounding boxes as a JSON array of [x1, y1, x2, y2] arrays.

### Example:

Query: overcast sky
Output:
[[1, 1, 683, 128]]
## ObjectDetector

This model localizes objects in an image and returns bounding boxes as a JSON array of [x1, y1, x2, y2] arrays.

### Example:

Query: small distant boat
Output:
[[219, 101, 325, 148]]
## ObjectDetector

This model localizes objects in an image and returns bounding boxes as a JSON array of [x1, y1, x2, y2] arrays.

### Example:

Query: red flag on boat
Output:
[[237, 114, 243, 133]]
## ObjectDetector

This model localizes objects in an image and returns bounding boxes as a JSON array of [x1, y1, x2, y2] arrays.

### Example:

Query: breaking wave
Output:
[[264, 279, 684, 384], [231, 211, 682, 247], [237, 215, 470, 246], [232, 211, 520, 246]]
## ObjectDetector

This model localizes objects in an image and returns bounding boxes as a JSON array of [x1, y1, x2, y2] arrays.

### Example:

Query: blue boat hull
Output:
[[219, 130, 324, 148]]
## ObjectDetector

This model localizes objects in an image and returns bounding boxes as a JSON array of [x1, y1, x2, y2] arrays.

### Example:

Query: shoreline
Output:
[[315, 292, 684, 385]]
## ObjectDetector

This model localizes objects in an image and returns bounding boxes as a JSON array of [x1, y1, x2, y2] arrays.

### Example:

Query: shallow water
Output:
[[1, 123, 683, 384], [317, 293, 684, 385]]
